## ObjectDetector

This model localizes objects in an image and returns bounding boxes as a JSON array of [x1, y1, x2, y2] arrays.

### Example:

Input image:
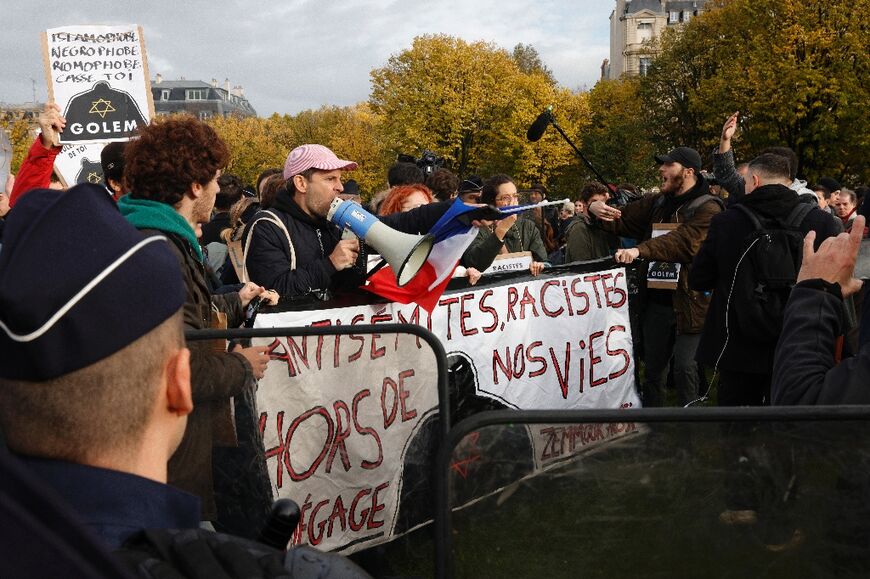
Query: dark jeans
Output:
[[642, 301, 701, 407]]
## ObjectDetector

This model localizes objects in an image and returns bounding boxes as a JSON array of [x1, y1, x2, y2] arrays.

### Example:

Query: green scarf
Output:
[[118, 195, 203, 262]]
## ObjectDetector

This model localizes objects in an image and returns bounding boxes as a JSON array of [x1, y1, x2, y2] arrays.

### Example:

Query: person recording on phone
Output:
[[772, 215, 869, 404]]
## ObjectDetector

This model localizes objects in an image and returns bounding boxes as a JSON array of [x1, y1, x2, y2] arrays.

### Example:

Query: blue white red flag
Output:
[[365, 199, 481, 312]]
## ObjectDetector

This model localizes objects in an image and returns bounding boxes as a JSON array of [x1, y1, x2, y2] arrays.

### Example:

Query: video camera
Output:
[[608, 187, 644, 208], [700, 171, 719, 187], [397, 150, 444, 178]]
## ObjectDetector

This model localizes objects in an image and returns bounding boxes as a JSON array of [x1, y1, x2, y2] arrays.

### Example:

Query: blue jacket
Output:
[[19, 456, 200, 549]]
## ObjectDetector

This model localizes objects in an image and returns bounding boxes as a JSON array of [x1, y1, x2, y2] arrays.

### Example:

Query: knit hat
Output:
[[818, 176, 842, 193], [101, 141, 126, 184]]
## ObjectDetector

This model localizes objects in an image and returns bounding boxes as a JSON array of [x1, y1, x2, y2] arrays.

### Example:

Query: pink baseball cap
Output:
[[283, 144, 358, 179]]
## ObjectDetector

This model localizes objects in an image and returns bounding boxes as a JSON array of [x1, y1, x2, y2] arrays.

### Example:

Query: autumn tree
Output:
[[326, 103, 393, 196], [0, 117, 37, 173], [583, 78, 658, 188], [207, 114, 294, 186], [512, 43, 555, 84], [369, 34, 592, 197], [640, 0, 870, 183], [208, 105, 388, 198]]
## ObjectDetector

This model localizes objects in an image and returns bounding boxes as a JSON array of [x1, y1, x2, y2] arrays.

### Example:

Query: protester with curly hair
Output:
[[118, 117, 275, 529]]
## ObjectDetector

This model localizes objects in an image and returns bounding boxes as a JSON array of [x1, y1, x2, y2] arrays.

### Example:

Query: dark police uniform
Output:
[[18, 455, 200, 549]]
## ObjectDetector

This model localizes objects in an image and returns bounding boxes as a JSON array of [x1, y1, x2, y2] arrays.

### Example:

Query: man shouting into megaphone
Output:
[[243, 144, 451, 300]]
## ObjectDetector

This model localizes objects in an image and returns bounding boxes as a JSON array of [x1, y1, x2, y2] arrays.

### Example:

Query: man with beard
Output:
[[244, 144, 450, 299], [117, 117, 272, 527], [589, 147, 723, 406]]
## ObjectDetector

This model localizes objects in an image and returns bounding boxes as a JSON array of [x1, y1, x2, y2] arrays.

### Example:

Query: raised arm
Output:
[[712, 112, 745, 204], [9, 104, 66, 207]]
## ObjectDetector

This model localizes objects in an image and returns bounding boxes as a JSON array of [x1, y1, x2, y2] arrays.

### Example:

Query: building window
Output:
[[637, 21, 653, 42], [186, 89, 208, 101], [198, 111, 212, 120], [639, 57, 652, 76], [160, 89, 170, 101], [683, 10, 692, 22], [669, 10, 679, 23]]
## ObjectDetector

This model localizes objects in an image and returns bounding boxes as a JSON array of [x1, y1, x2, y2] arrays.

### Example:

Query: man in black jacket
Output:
[[118, 117, 271, 526], [244, 144, 449, 299], [690, 154, 840, 405], [772, 214, 868, 404]]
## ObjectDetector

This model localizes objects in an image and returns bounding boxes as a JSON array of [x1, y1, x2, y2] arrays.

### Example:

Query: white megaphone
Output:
[[327, 198, 434, 287]]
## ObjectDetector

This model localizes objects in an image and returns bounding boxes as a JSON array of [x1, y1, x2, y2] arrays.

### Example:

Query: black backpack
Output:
[[728, 202, 815, 342]]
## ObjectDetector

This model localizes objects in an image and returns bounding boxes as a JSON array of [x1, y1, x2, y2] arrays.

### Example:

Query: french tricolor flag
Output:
[[365, 199, 480, 312]]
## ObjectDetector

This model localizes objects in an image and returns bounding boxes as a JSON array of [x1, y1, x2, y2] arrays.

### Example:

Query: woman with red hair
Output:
[[377, 182, 482, 285], [379, 184, 434, 216]]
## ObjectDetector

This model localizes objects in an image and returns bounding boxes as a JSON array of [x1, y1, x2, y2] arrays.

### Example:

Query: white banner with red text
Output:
[[253, 266, 640, 553]]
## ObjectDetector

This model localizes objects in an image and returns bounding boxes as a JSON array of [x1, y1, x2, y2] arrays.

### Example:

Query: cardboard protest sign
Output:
[[482, 251, 532, 276], [646, 224, 681, 289], [42, 25, 154, 144], [53, 142, 106, 187], [254, 265, 640, 553]]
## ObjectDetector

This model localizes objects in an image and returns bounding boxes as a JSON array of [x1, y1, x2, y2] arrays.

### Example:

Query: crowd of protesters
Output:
[[1, 102, 869, 576]]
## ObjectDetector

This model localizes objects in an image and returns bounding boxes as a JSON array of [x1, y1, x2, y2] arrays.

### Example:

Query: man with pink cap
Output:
[[243, 144, 449, 299]]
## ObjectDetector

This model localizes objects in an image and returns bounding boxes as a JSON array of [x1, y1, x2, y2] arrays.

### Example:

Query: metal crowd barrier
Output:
[[435, 407, 870, 578]]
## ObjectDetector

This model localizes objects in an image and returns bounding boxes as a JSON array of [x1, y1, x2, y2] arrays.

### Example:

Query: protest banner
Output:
[[42, 25, 154, 144], [532, 420, 640, 470], [53, 142, 106, 187], [254, 264, 640, 553], [254, 329, 440, 554]]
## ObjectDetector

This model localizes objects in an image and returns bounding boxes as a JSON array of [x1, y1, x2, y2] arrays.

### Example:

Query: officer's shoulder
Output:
[[116, 528, 372, 578]]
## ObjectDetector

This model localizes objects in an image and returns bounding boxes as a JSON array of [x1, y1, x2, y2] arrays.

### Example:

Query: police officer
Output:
[[0, 184, 370, 578]]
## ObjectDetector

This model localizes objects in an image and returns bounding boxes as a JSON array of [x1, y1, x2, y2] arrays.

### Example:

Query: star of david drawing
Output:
[[87, 172, 101, 183], [89, 98, 116, 118]]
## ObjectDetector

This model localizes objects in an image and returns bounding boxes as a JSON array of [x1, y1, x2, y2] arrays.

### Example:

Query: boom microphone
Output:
[[526, 106, 553, 142], [527, 107, 619, 204]]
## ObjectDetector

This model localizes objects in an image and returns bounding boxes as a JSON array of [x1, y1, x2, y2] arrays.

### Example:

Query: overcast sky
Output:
[[2, 0, 613, 116]]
